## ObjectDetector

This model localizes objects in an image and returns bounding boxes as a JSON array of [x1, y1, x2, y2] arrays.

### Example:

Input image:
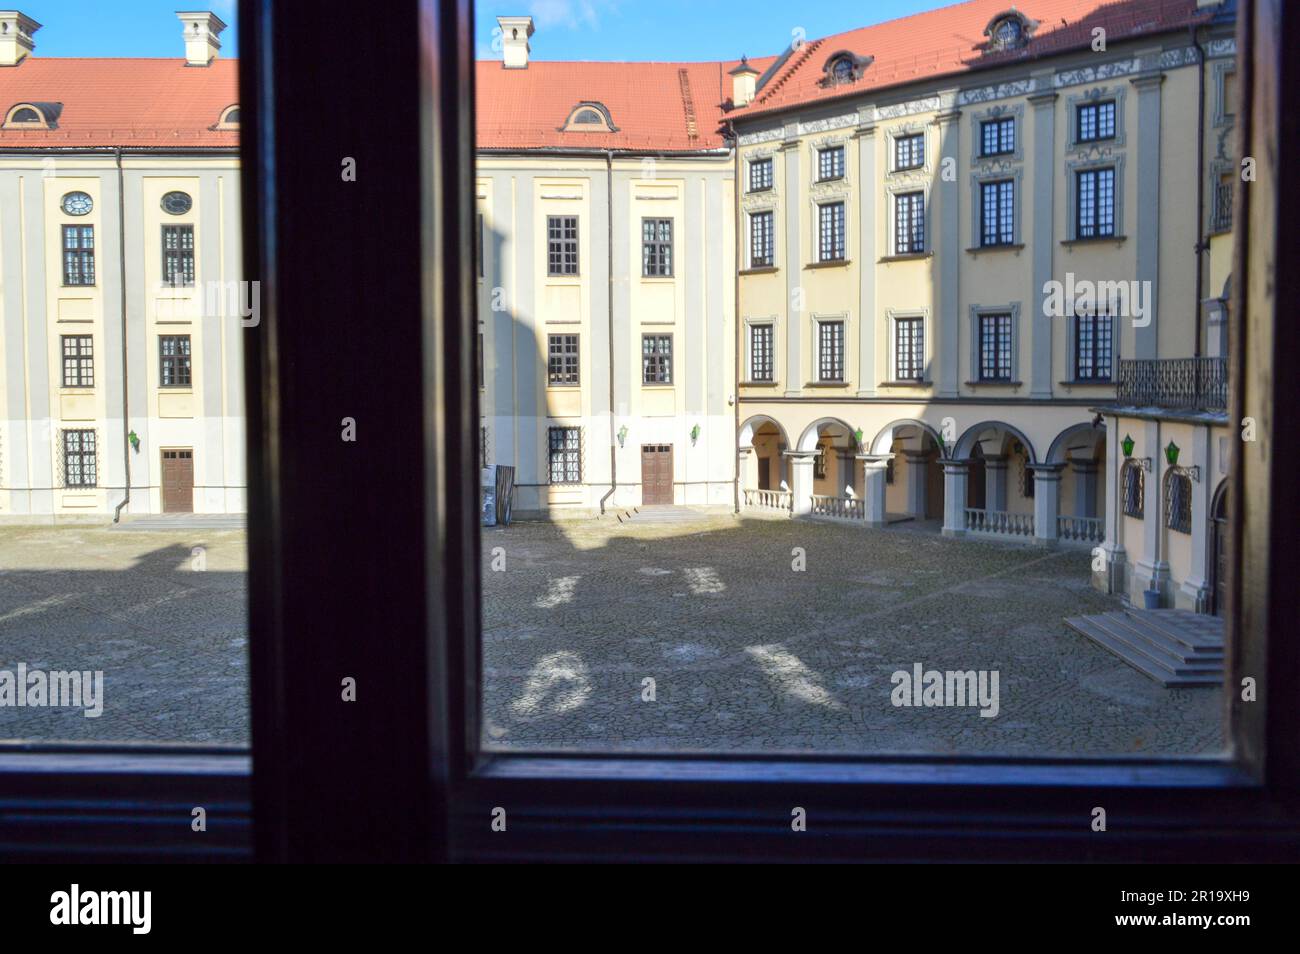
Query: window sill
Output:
[[879, 380, 930, 388], [878, 252, 932, 263], [965, 243, 1025, 255], [546, 384, 581, 391], [747, 186, 773, 195], [805, 259, 849, 270], [1059, 379, 1115, 387], [740, 379, 780, 387], [159, 387, 194, 393], [641, 383, 674, 389], [803, 380, 848, 388], [1060, 235, 1127, 248], [740, 265, 778, 276], [964, 380, 1023, 388]]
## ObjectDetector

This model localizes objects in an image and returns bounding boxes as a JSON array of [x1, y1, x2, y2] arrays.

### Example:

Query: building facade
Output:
[[726, 0, 1237, 602], [0, 11, 243, 522]]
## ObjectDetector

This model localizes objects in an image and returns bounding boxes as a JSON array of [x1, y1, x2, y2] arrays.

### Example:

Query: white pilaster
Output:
[[785, 451, 816, 516], [942, 459, 969, 537], [858, 454, 892, 527], [1032, 463, 1065, 545]]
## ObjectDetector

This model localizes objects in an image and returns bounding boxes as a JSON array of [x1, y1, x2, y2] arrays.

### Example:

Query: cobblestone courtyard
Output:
[[483, 512, 1223, 754], [1, 515, 1223, 753]]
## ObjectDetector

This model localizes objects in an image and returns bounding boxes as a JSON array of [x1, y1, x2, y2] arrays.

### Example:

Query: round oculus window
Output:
[[161, 191, 193, 215], [61, 191, 93, 216]]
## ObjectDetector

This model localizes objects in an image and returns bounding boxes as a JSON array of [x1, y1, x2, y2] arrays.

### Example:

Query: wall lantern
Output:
[[128, 430, 141, 453], [617, 425, 628, 449], [1121, 434, 1135, 458], [1164, 441, 1180, 467], [853, 427, 864, 450], [690, 424, 701, 446]]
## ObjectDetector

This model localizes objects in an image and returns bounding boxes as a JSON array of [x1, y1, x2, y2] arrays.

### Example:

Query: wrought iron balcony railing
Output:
[[1115, 357, 1228, 411]]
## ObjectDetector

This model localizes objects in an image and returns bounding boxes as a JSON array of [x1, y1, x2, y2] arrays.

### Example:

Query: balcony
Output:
[[1115, 357, 1227, 412]]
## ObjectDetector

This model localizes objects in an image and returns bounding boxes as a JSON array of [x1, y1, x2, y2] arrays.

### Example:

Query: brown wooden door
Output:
[[161, 448, 194, 513], [640, 444, 674, 505]]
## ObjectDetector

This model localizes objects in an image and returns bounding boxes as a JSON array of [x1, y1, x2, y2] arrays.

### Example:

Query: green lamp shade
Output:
[[1121, 434, 1134, 458], [1164, 441, 1180, 466]]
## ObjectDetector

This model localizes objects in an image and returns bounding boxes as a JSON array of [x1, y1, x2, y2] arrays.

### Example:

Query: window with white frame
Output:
[[980, 179, 1015, 246], [816, 319, 845, 382], [749, 210, 774, 267], [894, 191, 925, 254], [749, 323, 774, 382], [817, 145, 845, 181], [894, 316, 924, 381], [818, 201, 846, 262]]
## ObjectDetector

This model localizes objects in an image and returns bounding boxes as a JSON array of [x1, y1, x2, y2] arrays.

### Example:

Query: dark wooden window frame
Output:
[[748, 156, 773, 192], [817, 145, 845, 182], [1075, 166, 1116, 239], [894, 132, 924, 171], [61, 224, 95, 286], [61, 428, 97, 489], [1075, 309, 1114, 380], [641, 216, 673, 277], [61, 334, 94, 388], [749, 209, 774, 267], [749, 322, 773, 382], [547, 425, 582, 485], [162, 223, 196, 287], [894, 316, 924, 381], [159, 333, 193, 388], [1076, 99, 1117, 143], [817, 318, 844, 382], [980, 178, 1014, 247], [978, 312, 1013, 381], [641, 332, 673, 384], [980, 116, 1015, 157], [546, 214, 579, 276], [1122, 459, 1145, 518], [4, 0, 1300, 866], [894, 190, 925, 254], [547, 332, 579, 386]]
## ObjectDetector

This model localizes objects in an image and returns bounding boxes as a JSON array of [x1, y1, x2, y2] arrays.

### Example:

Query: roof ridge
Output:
[[756, 37, 823, 105]]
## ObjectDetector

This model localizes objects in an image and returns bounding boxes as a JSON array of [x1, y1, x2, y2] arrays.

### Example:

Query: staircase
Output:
[[1063, 609, 1224, 687]]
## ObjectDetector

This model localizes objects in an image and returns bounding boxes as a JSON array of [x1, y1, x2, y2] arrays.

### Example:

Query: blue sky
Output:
[[25, 0, 935, 61], [22, 1, 238, 57], [474, 0, 937, 62]]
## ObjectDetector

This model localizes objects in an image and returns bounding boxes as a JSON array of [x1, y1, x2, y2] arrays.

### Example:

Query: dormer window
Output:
[[984, 11, 1035, 52], [559, 102, 617, 133], [214, 104, 241, 130], [3, 102, 60, 129], [820, 51, 873, 88]]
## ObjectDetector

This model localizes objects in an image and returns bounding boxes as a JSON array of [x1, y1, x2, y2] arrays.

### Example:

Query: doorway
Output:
[[161, 448, 194, 513], [640, 443, 674, 505]]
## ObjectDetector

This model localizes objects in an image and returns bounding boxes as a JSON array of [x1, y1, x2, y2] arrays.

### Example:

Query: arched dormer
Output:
[[983, 10, 1037, 52], [559, 102, 618, 133], [820, 51, 873, 88], [214, 103, 240, 130], [3, 101, 60, 129]]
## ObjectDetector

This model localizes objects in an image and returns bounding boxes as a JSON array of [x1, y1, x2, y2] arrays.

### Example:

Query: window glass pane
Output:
[[4, 7, 248, 745]]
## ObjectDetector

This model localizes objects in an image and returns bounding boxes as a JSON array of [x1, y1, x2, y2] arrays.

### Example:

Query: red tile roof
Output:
[[0, 57, 238, 150], [731, 0, 1216, 121], [475, 57, 775, 153]]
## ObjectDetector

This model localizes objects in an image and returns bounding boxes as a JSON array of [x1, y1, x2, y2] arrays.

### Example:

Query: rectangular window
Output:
[[62, 429, 97, 489], [641, 217, 673, 277], [547, 333, 579, 386], [61, 335, 94, 388], [814, 447, 828, 480], [817, 145, 845, 181], [476, 212, 484, 278], [547, 215, 579, 276], [894, 133, 924, 171], [642, 334, 673, 384], [817, 320, 845, 382], [159, 334, 192, 388], [894, 317, 924, 381], [548, 426, 581, 484], [818, 201, 846, 262], [162, 224, 195, 286], [1075, 310, 1113, 380], [1077, 100, 1117, 142], [978, 313, 1013, 381], [1122, 462, 1144, 518], [980, 179, 1015, 246], [748, 157, 773, 192], [62, 225, 95, 286], [1076, 167, 1116, 239], [749, 210, 774, 267], [894, 191, 925, 254], [1166, 472, 1192, 534], [749, 324, 773, 382], [980, 117, 1015, 156]]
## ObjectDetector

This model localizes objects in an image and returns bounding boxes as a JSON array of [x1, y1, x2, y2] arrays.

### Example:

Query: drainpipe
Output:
[[729, 120, 741, 514], [598, 149, 617, 514], [1191, 24, 1207, 360], [112, 147, 131, 523]]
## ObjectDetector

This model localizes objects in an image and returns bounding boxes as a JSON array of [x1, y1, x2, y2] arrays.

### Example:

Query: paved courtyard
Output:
[[483, 512, 1223, 754], [0, 514, 1223, 753]]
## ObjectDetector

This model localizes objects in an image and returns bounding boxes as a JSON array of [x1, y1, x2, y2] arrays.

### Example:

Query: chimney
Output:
[[0, 10, 40, 67], [177, 11, 227, 66], [497, 15, 534, 69], [729, 57, 760, 108]]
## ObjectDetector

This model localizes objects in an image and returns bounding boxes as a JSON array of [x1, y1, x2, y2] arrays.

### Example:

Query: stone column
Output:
[[1031, 463, 1065, 546], [1072, 459, 1099, 518], [1179, 427, 1212, 611], [1134, 419, 1168, 601], [857, 454, 892, 527], [941, 459, 970, 537], [777, 443, 789, 490], [984, 454, 1009, 512], [737, 447, 755, 507], [902, 450, 930, 518], [1100, 420, 1127, 594], [785, 450, 817, 516]]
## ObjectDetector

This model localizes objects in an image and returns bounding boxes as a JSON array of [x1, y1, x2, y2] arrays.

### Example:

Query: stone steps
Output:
[[1064, 609, 1224, 688]]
